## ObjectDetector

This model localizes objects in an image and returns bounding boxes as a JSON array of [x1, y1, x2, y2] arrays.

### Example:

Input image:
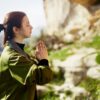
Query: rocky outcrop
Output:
[[43, 0, 91, 39], [43, 0, 71, 35], [71, 0, 97, 7], [43, 0, 100, 43], [49, 47, 100, 99], [89, 9, 100, 30], [38, 0, 100, 99], [52, 47, 99, 83]]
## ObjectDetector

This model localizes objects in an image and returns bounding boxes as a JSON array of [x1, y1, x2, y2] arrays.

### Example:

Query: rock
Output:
[[89, 9, 100, 27], [71, 0, 97, 8], [43, 0, 71, 35], [87, 66, 100, 80], [63, 48, 98, 84], [63, 33, 75, 43], [52, 54, 86, 85], [59, 93, 66, 100], [77, 48, 98, 67], [69, 28, 81, 34], [43, 0, 91, 37], [83, 54, 98, 67], [89, 9, 100, 34], [64, 70, 87, 85], [37, 85, 50, 97], [77, 47, 96, 54], [59, 54, 84, 72], [53, 83, 74, 93], [50, 83, 89, 99], [52, 59, 63, 73], [95, 9, 100, 16], [72, 86, 89, 97], [91, 4, 100, 12], [89, 14, 100, 25], [52, 47, 98, 85], [64, 3, 91, 36]]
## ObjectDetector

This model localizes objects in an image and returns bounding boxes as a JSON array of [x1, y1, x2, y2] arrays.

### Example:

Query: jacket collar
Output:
[[6, 40, 30, 60]]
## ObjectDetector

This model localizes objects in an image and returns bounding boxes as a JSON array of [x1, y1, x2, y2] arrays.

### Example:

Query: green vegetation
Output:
[[83, 35, 100, 49], [80, 77, 100, 100], [42, 34, 100, 99], [39, 92, 60, 100], [96, 53, 100, 64], [49, 47, 74, 61], [25, 33, 100, 99]]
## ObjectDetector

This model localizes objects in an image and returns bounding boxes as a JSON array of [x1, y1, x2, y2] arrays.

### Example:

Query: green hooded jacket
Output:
[[0, 40, 53, 100]]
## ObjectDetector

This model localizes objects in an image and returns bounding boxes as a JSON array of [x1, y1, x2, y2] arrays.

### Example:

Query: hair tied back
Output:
[[0, 24, 5, 32]]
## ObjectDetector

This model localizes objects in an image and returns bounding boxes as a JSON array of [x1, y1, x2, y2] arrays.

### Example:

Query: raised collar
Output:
[[6, 40, 30, 60], [16, 42, 25, 50]]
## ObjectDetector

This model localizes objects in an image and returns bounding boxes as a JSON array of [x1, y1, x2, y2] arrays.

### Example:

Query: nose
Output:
[[31, 25, 33, 29]]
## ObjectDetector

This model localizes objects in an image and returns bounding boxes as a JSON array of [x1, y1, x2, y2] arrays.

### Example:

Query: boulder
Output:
[[64, 3, 91, 36], [87, 66, 100, 80], [43, 0, 70, 35], [43, 0, 91, 39], [90, 12, 100, 25], [71, 0, 97, 7]]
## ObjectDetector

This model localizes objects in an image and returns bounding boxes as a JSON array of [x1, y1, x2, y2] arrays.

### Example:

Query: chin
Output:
[[24, 35, 30, 39], [27, 35, 31, 38]]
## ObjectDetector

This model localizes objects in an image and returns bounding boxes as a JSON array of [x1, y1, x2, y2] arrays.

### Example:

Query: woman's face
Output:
[[18, 16, 33, 38]]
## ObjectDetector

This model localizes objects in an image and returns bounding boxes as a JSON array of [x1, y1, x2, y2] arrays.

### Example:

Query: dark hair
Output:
[[0, 24, 5, 32], [0, 11, 26, 44]]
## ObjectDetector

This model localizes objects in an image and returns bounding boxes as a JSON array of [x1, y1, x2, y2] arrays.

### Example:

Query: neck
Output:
[[13, 37, 24, 44]]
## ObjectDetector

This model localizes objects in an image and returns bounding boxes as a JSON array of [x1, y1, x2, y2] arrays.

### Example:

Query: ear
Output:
[[13, 26, 19, 34]]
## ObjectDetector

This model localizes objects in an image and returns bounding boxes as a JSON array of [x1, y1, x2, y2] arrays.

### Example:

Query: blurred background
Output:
[[0, 0, 100, 99]]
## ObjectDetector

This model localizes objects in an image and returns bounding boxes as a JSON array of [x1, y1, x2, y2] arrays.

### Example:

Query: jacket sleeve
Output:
[[8, 53, 53, 86]]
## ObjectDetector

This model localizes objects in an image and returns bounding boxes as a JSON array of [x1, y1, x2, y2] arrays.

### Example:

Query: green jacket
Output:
[[0, 40, 53, 100]]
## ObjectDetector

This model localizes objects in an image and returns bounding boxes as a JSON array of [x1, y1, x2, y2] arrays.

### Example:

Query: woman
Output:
[[0, 11, 53, 100]]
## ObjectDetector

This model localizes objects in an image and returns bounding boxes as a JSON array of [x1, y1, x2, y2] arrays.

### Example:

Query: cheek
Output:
[[24, 29, 32, 37], [21, 26, 32, 37]]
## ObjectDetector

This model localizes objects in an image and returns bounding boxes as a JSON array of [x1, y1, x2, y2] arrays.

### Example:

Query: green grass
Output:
[[83, 35, 100, 49], [96, 53, 100, 64], [79, 77, 100, 100], [38, 92, 60, 100], [49, 47, 74, 61], [24, 34, 100, 99]]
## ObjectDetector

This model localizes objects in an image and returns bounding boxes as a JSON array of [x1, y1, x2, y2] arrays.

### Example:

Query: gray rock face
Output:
[[52, 47, 100, 84], [71, 0, 97, 7], [50, 47, 100, 99], [87, 66, 100, 80], [43, 0, 70, 34], [43, 0, 91, 36]]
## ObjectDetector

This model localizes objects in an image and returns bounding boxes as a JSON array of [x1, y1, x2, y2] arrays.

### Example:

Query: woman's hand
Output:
[[35, 40, 48, 60]]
